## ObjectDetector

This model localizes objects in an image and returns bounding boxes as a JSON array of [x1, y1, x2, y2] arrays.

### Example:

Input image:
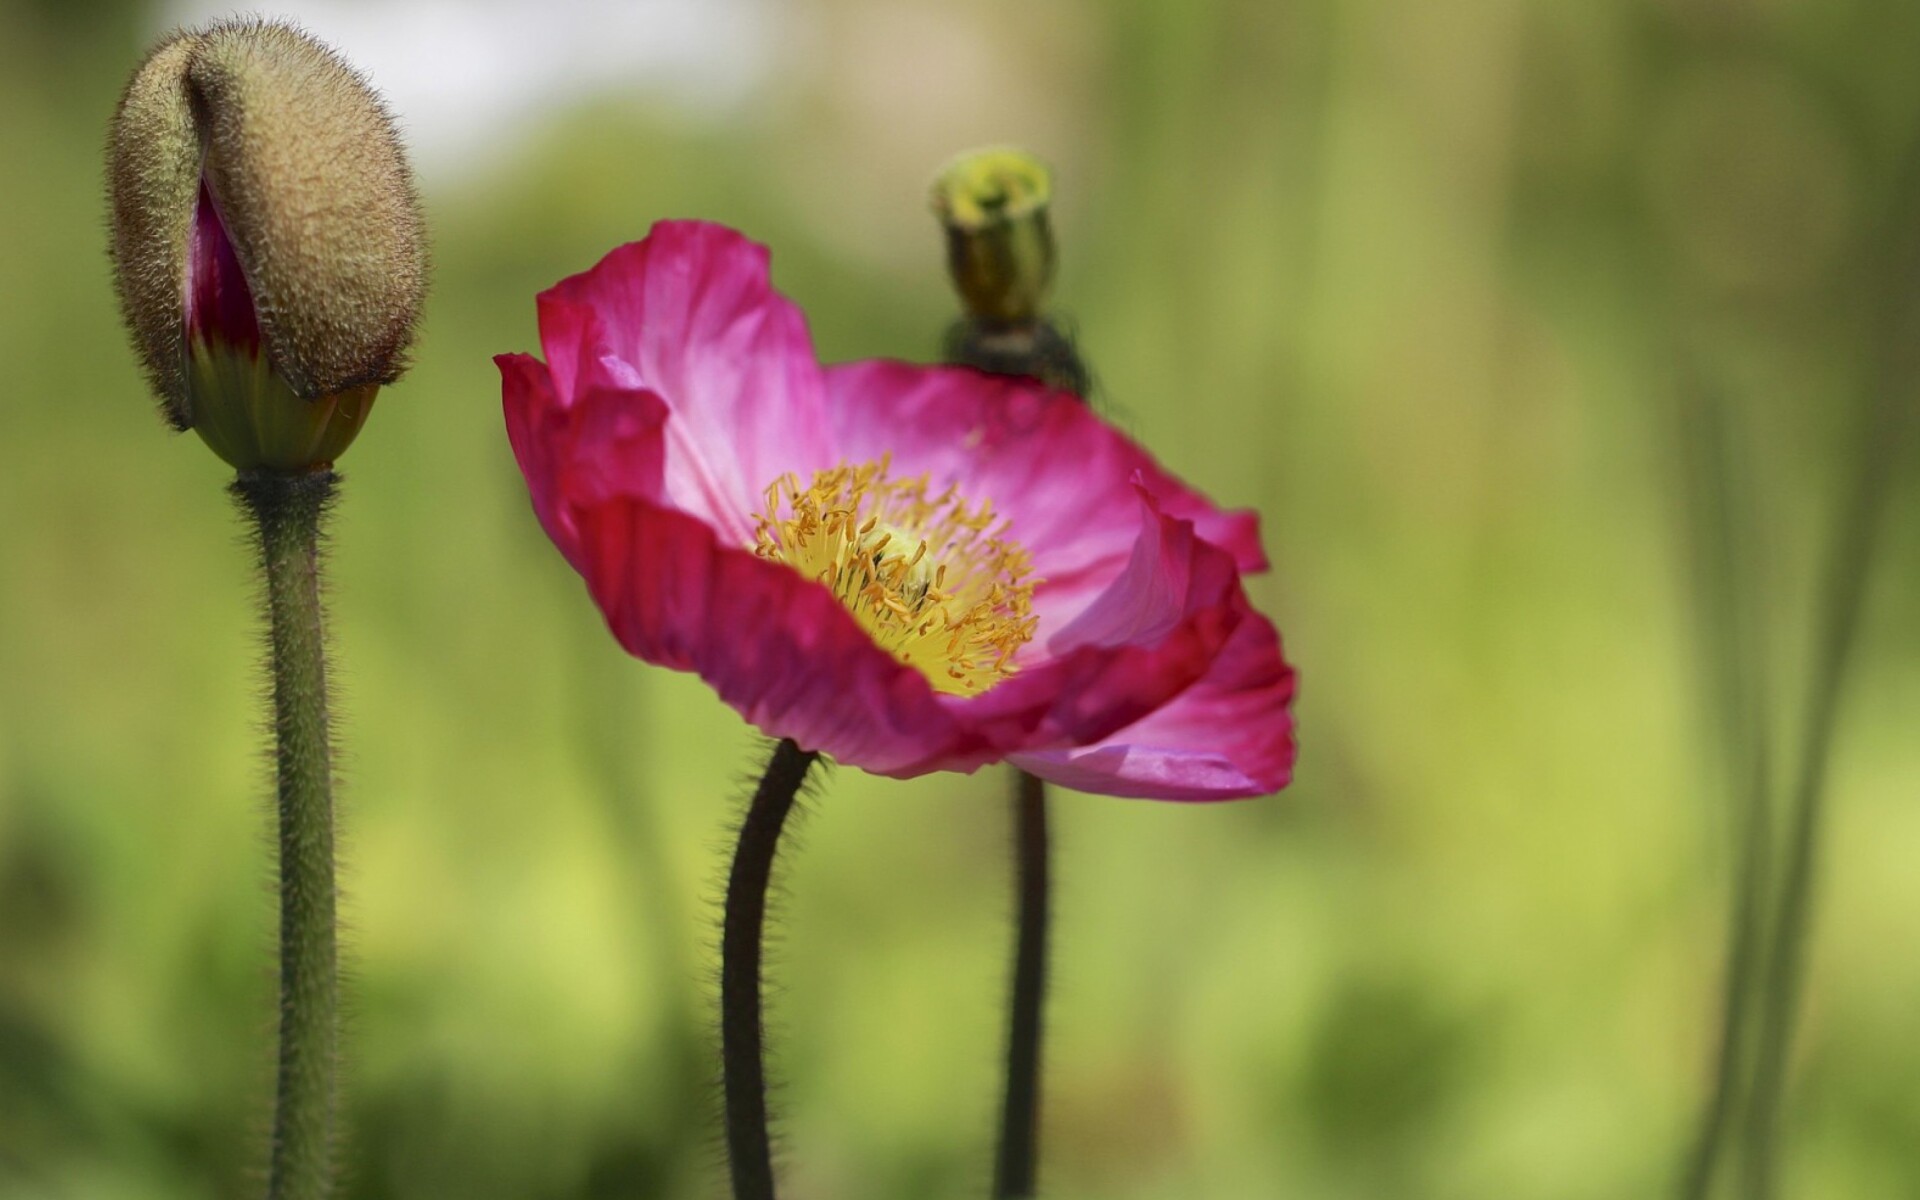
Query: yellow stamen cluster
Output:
[[753, 459, 1038, 696]]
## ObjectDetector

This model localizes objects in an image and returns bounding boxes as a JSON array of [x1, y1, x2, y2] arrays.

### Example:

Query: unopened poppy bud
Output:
[[930, 147, 1056, 327], [107, 20, 426, 471]]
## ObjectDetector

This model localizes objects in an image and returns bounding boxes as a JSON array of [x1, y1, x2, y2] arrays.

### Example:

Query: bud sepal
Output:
[[930, 147, 1058, 327], [106, 18, 424, 470]]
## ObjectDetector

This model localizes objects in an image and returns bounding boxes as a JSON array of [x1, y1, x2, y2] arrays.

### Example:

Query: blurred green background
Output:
[[3, 0, 1918, 1196]]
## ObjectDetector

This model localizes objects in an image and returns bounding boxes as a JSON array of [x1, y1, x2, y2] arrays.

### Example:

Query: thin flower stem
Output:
[[994, 769, 1051, 1199], [233, 469, 340, 1200], [1736, 136, 1920, 1200], [722, 738, 818, 1200], [1739, 380, 1905, 1200], [1675, 381, 1772, 1200], [947, 315, 1087, 1200], [1680, 745, 1771, 1200]]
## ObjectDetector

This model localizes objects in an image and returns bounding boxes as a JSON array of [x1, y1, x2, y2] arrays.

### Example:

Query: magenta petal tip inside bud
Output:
[[187, 182, 263, 355]]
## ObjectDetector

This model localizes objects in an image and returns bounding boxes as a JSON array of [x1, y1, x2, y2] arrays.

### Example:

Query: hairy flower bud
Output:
[[107, 19, 426, 470], [930, 147, 1057, 327]]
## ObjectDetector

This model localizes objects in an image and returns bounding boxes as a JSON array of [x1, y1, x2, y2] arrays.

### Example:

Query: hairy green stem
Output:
[[722, 738, 818, 1200], [234, 469, 340, 1200]]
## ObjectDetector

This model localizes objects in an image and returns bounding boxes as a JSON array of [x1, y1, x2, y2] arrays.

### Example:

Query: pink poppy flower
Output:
[[499, 220, 1295, 798]]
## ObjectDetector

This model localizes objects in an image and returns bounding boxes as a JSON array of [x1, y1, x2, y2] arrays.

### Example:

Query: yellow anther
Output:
[[751, 458, 1039, 696]]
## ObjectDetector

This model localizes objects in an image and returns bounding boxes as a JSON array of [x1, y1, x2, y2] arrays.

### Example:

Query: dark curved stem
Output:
[[994, 770, 1051, 1199], [1674, 380, 1773, 1200], [1736, 133, 1920, 1200], [1739, 386, 1904, 1200], [234, 469, 340, 1200], [722, 738, 818, 1200], [1680, 743, 1771, 1200]]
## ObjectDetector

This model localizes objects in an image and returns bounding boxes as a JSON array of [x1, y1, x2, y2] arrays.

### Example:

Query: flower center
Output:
[[752, 459, 1038, 696]]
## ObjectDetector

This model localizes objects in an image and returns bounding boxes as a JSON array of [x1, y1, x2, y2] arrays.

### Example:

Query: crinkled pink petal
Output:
[[500, 219, 1299, 798], [566, 493, 975, 775], [1048, 485, 1229, 652], [947, 488, 1248, 756], [499, 352, 584, 567], [500, 351, 671, 574], [547, 467, 1249, 779], [823, 359, 1268, 582], [1010, 598, 1297, 800], [536, 221, 836, 543]]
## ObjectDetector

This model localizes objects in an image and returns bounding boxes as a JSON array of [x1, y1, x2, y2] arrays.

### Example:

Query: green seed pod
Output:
[[930, 146, 1057, 327], [106, 19, 426, 470]]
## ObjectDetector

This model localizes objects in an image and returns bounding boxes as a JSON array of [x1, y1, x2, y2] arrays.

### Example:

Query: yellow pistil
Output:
[[752, 458, 1039, 696]]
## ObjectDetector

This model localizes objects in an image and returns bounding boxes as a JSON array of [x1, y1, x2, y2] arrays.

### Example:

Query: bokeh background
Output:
[[3, 0, 1918, 1196]]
